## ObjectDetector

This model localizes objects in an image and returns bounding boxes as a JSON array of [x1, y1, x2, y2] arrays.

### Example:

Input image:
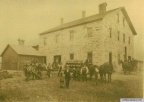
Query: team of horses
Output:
[[23, 62, 46, 80], [23, 59, 136, 83], [86, 62, 113, 83]]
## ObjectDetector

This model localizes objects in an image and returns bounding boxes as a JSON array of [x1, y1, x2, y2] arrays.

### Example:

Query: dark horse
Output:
[[99, 62, 114, 83], [87, 64, 95, 80]]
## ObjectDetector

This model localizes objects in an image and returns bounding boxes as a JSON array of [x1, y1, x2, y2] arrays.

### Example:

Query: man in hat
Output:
[[64, 66, 71, 88], [58, 63, 62, 77], [47, 63, 52, 78], [81, 63, 89, 82]]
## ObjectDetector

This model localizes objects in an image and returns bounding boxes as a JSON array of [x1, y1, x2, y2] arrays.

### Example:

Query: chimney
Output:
[[61, 18, 64, 25], [82, 11, 86, 18], [99, 2, 107, 14], [18, 39, 25, 46]]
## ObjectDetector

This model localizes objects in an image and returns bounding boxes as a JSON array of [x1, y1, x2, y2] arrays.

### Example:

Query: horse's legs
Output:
[[108, 74, 110, 83], [100, 73, 103, 83], [110, 73, 112, 82], [90, 73, 93, 80], [108, 73, 112, 82], [95, 73, 98, 85], [104, 74, 106, 83], [124, 69, 126, 75]]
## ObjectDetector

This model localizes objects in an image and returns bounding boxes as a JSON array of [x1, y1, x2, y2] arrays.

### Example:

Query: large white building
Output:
[[39, 3, 137, 71]]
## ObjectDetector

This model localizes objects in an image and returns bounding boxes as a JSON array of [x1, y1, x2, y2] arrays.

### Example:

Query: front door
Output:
[[54, 55, 61, 63], [109, 52, 112, 64]]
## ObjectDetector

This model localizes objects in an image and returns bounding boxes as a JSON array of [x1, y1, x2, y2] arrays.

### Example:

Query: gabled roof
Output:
[[40, 7, 137, 35], [1, 44, 45, 57]]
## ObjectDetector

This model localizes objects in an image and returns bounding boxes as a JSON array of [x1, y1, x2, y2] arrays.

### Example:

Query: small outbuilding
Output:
[[1, 43, 46, 70]]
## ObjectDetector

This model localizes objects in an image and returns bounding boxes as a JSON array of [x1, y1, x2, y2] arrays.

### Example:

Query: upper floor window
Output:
[[123, 18, 125, 26], [87, 27, 93, 37], [43, 37, 47, 45], [109, 28, 112, 38], [70, 53, 74, 60], [56, 35, 59, 43], [117, 13, 119, 23], [123, 33, 125, 43], [70, 30, 74, 41], [117, 31, 120, 41], [129, 37, 130, 44]]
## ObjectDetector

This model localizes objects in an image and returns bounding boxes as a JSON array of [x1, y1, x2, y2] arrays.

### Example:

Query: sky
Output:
[[0, 0, 144, 61]]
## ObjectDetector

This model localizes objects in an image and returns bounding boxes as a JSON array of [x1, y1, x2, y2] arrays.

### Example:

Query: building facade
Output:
[[1, 44, 46, 70], [39, 3, 137, 71]]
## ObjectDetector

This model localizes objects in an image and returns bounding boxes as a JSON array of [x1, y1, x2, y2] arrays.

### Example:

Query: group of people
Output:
[[57, 62, 99, 88], [23, 59, 99, 88]]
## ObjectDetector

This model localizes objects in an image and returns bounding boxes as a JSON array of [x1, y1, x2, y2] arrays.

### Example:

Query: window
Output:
[[70, 30, 74, 41], [117, 31, 120, 41], [56, 35, 59, 43], [129, 37, 130, 44], [70, 53, 74, 60], [123, 33, 125, 43], [123, 18, 125, 26], [87, 27, 93, 37], [43, 37, 47, 45], [109, 28, 112, 38], [117, 13, 119, 23], [87, 52, 93, 64]]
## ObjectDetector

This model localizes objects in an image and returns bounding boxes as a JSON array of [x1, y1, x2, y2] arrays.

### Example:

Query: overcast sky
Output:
[[0, 0, 144, 61]]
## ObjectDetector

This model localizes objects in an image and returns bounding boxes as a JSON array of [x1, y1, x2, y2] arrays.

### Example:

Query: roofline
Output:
[[40, 18, 102, 35], [1, 44, 18, 57], [19, 54, 46, 57], [120, 7, 137, 35], [1, 44, 9, 57], [39, 7, 137, 36], [1, 44, 46, 57]]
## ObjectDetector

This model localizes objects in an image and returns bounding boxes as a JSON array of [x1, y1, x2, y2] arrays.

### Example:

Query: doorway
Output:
[[109, 52, 112, 64], [54, 55, 61, 63]]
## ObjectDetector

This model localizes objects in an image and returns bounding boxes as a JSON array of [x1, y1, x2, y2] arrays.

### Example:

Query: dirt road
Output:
[[0, 71, 143, 102]]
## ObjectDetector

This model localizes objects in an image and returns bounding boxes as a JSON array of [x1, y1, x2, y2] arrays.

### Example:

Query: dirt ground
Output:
[[0, 70, 143, 102]]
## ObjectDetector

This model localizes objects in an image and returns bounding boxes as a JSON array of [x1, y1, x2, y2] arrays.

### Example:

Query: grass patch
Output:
[[0, 85, 25, 101], [96, 79, 143, 102]]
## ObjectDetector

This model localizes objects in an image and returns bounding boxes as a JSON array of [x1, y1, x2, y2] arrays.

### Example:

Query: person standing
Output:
[[73, 68, 76, 80], [94, 65, 99, 85], [47, 63, 52, 78], [58, 63, 62, 77], [80, 64, 89, 82], [59, 73, 65, 88], [64, 66, 71, 88]]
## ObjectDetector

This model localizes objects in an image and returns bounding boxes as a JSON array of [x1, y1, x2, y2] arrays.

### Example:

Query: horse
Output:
[[87, 64, 95, 80], [23, 62, 46, 80], [99, 62, 114, 83]]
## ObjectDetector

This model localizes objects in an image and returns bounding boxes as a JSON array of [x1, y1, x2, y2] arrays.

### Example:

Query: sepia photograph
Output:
[[0, 0, 143, 102]]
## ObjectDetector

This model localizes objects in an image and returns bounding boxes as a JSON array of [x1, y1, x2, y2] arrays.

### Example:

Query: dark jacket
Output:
[[64, 70, 71, 80]]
